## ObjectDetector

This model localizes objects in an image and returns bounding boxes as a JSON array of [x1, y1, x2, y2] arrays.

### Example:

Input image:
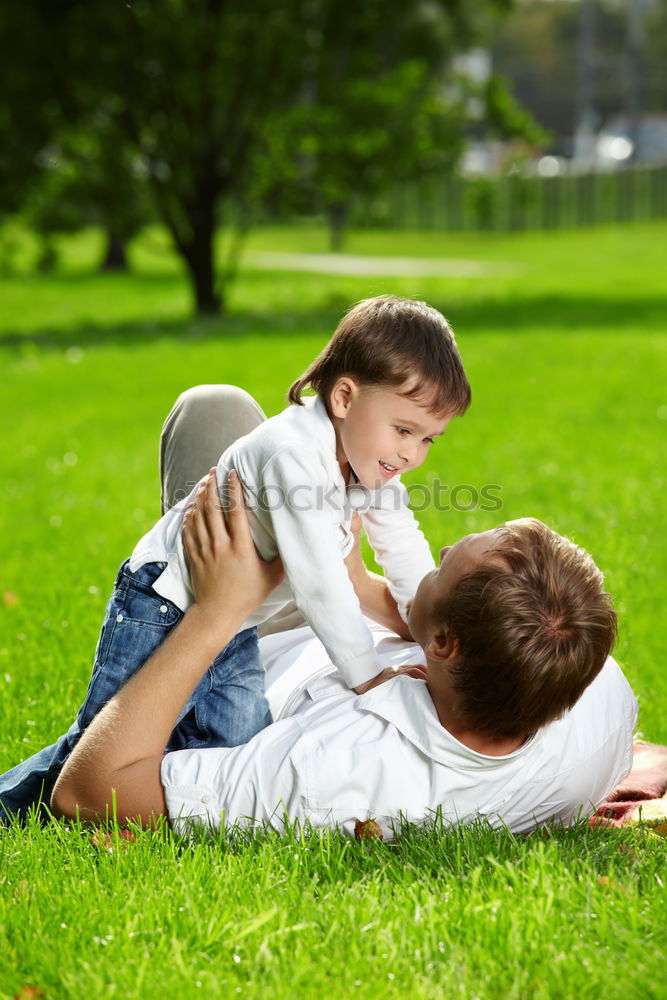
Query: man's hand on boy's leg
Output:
[[183, 469, 284, 635]]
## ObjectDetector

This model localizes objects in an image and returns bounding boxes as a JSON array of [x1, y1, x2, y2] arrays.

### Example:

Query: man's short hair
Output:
[[287, 294, 471, 417], [434, 519, 617, 740]]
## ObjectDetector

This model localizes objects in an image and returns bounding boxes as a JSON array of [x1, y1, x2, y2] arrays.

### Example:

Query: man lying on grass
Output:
[[51, 468, 637, 838]]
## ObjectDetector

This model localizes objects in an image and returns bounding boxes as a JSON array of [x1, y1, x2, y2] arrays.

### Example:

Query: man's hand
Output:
[[354, 663, 427, 695], [183, 468, 284, 630]]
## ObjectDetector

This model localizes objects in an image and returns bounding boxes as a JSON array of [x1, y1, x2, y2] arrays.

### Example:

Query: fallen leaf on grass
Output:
[[598, 875, 627, 895], [14, 987, 44, 999], [3, 591, 19, 607], [92, 827, 136, 851], [354, 818, 383, 841]]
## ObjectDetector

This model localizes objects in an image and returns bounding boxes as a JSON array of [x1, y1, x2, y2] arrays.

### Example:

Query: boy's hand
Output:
[[183, 469, 284, 627], [354, 663, 427, 694]]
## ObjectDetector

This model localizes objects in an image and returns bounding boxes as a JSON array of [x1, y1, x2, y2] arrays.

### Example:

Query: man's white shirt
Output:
[[130, 396, 435, 687], [161, 622, 638, 838]]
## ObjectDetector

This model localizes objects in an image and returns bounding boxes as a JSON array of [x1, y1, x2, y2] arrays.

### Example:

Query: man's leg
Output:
[[160, 385, 287, 750], [0, 740, 72, 824], [160, 384, 266, 515], [160, 384, 305, 636]]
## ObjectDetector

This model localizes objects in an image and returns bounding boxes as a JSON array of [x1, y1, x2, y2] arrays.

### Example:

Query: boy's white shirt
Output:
[[129, 396, 436, 687]]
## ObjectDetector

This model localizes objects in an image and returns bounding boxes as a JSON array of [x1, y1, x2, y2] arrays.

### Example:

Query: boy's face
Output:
[[330, 379, 451, 490]]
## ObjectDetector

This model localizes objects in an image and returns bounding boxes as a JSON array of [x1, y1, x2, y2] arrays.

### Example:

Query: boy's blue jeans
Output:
[[0, 560, 271, 823]]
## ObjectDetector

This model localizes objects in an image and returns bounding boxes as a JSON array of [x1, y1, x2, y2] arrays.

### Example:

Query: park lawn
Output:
[[0, 220, 666, 998]]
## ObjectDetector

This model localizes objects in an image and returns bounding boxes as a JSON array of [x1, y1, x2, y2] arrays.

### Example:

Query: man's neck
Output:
[[427, 677, 526, 757]]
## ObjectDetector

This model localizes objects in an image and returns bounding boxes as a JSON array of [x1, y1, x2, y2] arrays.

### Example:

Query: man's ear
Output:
[[425, 629, 459, 664], [329, 377, 357, 419]]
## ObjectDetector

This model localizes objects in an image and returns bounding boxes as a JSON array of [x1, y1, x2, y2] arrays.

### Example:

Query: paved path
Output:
[[245, 251, 521, 278]]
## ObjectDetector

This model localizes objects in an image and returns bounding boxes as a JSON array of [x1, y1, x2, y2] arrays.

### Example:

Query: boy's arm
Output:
[[361, 481, 435, 623], [344, 514, 413, 641], [262, 451, 384, 690], [51, 471, 283, 826]]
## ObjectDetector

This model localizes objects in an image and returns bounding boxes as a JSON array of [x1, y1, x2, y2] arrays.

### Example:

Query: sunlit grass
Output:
[[0, 220, 666, 998]]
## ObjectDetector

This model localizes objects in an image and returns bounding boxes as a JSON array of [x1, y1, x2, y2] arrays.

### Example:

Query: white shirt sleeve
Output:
[[361, 481, 436, 620], [161, 716, 310, 835], [260, 448, 381, 688]]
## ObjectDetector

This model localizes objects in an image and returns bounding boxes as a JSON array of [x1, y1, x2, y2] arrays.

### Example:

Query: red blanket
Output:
[[591, 741, 667, 834]]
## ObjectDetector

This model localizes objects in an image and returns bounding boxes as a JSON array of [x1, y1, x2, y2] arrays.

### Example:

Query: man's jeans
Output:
[[0, 560, 271, 823]]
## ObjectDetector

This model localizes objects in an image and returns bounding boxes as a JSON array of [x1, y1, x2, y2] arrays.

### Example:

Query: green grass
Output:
[[1, 220, 666, 998], [1, 817, 666, 999]]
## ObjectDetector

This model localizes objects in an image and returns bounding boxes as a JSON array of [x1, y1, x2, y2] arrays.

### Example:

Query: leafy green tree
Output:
[[290, 0, 515, 250], [63, 0, 306, 314], [4, 0, 522, 314], [0, 5, 65, 221], [295, 62, 466, 251], [26, 119, 153, 273]]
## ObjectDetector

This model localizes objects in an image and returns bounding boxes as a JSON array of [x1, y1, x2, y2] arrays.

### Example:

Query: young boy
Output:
[[0, 294, 470, 822]]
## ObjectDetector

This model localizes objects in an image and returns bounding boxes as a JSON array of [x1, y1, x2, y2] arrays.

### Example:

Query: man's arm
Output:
[[51, 470, 283, 826]]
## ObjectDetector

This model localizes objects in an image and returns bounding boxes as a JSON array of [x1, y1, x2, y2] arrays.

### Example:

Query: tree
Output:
[[289, 0, 515, 250], [0, 5, 65, 221], [295, 62, 467, 251], [62, 0, 306, 314], [26, 118, 153, 273], [6, 0, 519, 314]]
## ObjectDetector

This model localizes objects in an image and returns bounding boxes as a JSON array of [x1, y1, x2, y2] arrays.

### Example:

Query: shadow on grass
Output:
[[1, 288, 666, 354]]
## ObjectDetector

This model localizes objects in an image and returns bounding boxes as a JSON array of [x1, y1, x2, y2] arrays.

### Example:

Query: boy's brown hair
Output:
[[288, 295, 471, 416], [434, 519, 617, 740]]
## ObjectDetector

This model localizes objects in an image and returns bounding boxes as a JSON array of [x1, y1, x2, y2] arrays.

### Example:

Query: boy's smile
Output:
[[378, 460, 399, 479], [329, 378, 452, 490]]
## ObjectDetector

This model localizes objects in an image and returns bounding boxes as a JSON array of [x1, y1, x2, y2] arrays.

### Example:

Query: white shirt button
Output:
[[201, 794, 210, 804], [160, 605, 168, 614], [116, 614, 123, 623]]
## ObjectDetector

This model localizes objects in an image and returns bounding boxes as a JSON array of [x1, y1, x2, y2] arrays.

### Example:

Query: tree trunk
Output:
[[328, 201, 348, 252], [182, 221, 222, 316], [36, 237, 58, 274], [100, 232, 129, 272]]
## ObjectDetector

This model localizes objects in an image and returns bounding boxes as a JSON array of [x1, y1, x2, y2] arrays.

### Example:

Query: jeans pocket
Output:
[[119, 563, 181, 628], [121, 587, 181, 629]]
